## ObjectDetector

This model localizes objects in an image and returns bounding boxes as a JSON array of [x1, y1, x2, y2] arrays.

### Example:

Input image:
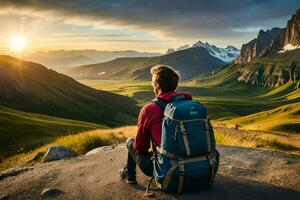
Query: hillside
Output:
[[0, 55, 138, 126], [0, 105, 106, 158], [66, 47, 226, 80], [223, 102, 300, 133], [234, 50, 300, 87]]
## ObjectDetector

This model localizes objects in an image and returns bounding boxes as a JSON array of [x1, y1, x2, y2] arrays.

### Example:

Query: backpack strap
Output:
[[152, 97, 169, 110], [205, 119, 212, 153]]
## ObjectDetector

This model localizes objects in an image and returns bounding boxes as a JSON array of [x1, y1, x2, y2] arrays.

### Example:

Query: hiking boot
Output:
[[119, 167, 137, 184]]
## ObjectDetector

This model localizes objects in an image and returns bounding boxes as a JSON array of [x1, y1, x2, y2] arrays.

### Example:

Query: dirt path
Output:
[[0, 144, 300, 200]]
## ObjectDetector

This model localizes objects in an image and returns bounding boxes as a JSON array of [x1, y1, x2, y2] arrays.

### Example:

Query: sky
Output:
[[0, 0, 299, 54]]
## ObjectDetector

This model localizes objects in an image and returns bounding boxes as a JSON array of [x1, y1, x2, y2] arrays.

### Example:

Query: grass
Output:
[[2, 125, 299, 172], [220, 102, 300, 133], [0, 126, 136, 172], [0, 105, 107, 159], [214, 127, 300, 154]]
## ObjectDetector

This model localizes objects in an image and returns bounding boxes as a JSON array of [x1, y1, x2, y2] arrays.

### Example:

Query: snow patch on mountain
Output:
[[192, 41, 240, 62], [166, 41, 240, 62]]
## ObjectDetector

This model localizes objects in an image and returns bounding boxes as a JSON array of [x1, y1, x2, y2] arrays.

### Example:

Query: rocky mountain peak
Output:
[[235, 28, 282, 64], [235, 10, 300, 64], [284, 9, 300, 47]]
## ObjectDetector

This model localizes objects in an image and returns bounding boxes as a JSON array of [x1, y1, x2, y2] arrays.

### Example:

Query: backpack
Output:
[[146, 94, 219, 195]]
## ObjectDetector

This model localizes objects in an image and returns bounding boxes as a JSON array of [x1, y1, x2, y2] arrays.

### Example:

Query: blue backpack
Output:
[[146, 94, 219, 195]]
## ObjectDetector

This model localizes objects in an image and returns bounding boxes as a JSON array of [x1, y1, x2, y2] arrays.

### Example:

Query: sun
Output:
[[10, 35, 27, 52]]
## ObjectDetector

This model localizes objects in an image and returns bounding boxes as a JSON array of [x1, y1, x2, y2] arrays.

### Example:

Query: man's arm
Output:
[[133, 106, 151, 153]]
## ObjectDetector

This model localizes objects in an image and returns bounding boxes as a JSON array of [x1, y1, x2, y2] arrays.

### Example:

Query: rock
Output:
[[284, 9, 300, 46], [44, 146, 79, 162], [85, 146, 113, 156], [234, 28, 283, 64], [41, 188, 64, 198], [0, 166, 32, 180]]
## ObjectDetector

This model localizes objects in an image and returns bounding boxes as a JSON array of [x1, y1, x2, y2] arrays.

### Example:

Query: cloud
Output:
[[0, 0, 299, 45], [233, 27, 264, 33]]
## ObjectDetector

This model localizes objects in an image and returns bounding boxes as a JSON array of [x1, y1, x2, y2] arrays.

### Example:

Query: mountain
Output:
[[66, 47, 226, 80], [284, 9, 300, 48], [205, 9, 300, 88], [165, 41, 240, 63], [235, 9, 300, 64], [0, 55, 138, 126], [25, 50, 161, 71], [192, 41, 240, 62], [235, 9, 300, 87], [235, 28, 283, 64]]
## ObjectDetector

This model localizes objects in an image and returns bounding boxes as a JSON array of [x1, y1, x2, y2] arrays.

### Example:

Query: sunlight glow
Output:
[[10, 36, 27, 52]]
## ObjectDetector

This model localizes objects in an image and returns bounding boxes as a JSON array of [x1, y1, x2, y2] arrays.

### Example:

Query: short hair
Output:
[[150, 64, 180, 92]]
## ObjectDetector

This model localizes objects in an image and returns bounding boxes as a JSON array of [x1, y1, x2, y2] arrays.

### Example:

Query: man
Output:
[[119, 64, 192, 184]]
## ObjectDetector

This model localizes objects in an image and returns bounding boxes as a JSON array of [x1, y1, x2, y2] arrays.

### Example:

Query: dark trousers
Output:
[[126, 139, 153, 177]]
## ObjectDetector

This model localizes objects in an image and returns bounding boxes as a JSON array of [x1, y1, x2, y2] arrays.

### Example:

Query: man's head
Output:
[[150, 65, 180, 96]]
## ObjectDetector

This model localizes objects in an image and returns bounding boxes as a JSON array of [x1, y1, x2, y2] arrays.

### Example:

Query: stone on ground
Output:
[[44, 145, 79, 162]]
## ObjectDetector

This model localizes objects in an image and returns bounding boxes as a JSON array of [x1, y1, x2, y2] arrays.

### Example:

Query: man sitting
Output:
[[119, 64, 192, 184]]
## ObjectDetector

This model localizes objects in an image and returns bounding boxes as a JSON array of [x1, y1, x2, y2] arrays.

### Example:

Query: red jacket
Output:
[[133, 91, 192, 153]]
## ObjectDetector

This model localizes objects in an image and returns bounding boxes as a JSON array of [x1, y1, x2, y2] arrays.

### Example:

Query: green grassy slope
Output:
[[0, 55, 138, 126], [66, 47, 225, 80], [0, 105, 106, 158], [223, 102, 300, 133]]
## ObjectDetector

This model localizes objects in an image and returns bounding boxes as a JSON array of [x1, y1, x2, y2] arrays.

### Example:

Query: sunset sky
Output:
[[0, 0, 299, 54]]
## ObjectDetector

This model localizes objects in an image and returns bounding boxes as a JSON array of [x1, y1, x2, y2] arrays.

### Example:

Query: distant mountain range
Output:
[[21, 10, 300, 89], [166, 41, 240, 63], [66, 47, 226, 80], [25, 50, 161, 71], [0, 55, 138, 126]]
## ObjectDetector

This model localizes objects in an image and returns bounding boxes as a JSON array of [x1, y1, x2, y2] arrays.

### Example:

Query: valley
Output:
[[79, 78, 299, 129], [0, 7, 299, 183]]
